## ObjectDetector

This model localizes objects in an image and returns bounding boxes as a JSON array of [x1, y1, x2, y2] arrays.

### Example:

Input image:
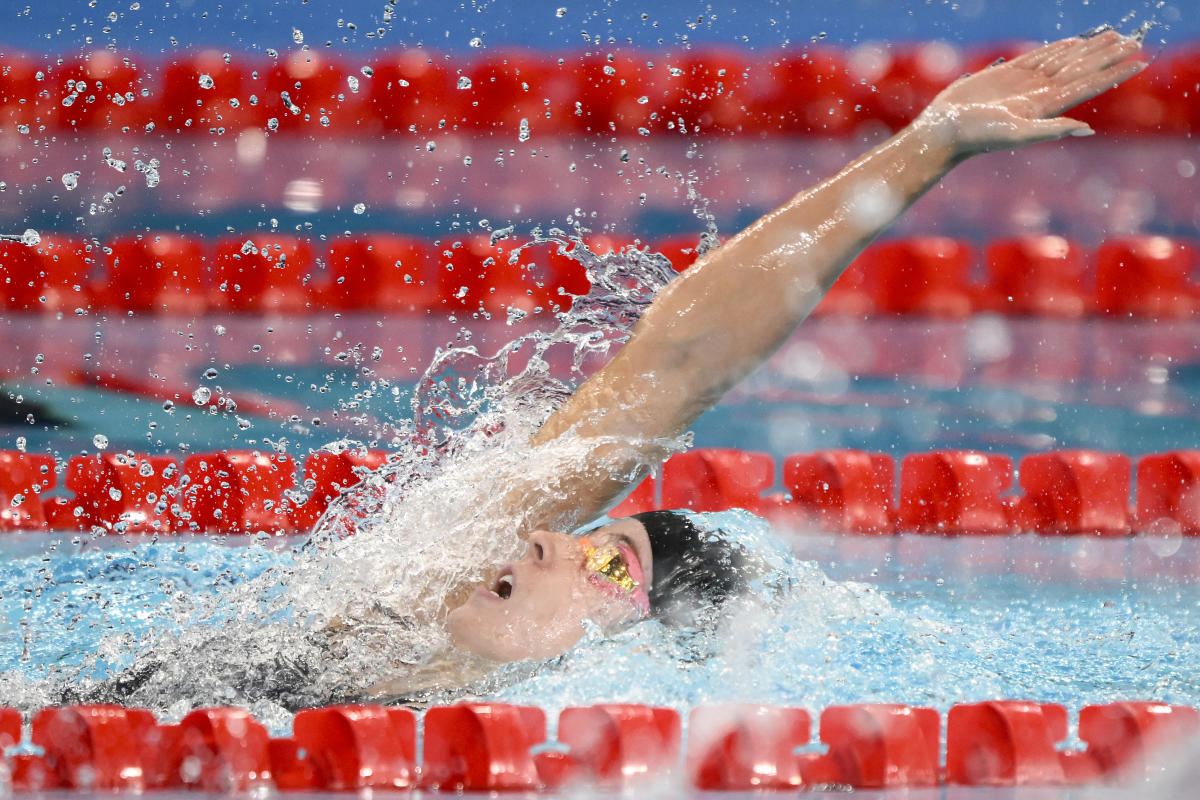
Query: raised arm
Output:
[[528, 32, 1144, 521]]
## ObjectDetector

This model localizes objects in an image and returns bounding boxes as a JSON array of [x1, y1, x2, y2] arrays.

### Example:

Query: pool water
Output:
[[1, 519, 1197, 740]]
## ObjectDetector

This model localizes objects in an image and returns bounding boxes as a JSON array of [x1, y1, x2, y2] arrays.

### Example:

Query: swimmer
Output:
[[61, 31, 1146, 710], [418, 33, 1147, 672]]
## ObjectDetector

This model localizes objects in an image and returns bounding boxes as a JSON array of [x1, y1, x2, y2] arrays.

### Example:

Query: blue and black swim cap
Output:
[[632, 510, 748, 627]]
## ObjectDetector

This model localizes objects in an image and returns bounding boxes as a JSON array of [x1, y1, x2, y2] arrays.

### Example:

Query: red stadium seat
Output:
[[1011, 451, 1131, 536], [365, 49, 453, 134], [897, 451, 1014, 535], [744, 47, 862, 136], [322, 235, 438, 312], [0, 451, 55, 530], [556, 705, 680, 788], [50, 51, 151, 132], [421, 704, 545, 792], [31, 705, 159, 790], [163, 708, 271, 791], [180, 451, 298, 533], [264, 51, 362, 134], [659, 448, 775, 514], [291, 706, 416, 790], [799, 704, 940, 788], [947, 701, 1072, 785], [983, 236, 1090, 317], [159, 50, 268, 133], [1078, 702, 1200, 781], [46, 454, 180, 534], [102, 234, 210, 313], [866, 237, 976, 317], [212, 235, 316, 312], [849, 41, 965, 131], [782, 450, 895, 534], [292, 450, 389, 529], [1136, 451, 1200, 535], [458, 52, 582, 135], [1095, 236, 1197, 318], [687, 705, 810, 790], [0, 236, 95, 313]]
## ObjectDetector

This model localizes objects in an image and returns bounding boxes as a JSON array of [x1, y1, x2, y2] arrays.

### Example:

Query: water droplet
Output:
[[139, 461, 154, 477], [15, 436, 26, 452], [292, 27, 304, 44], [353, 202, 366, 214], [517, 118, 531, 142], [192, 386, 212, 405], [108, 487, 123, 502], [468, 36, 483, 48], [61, 172, 79, 190], [16, 124, 29, 134], [456, 76, 472, 90], [636, 95, 649, 104], [161, 400, 175, 414], [556, 6, 567, 17], [202, 367, 219, 380], [198, 74, 214, 89], [213, 324, 226, 336], [267, 117, 279, 132], [346, 75, 359, 93], [21, 229, 40, 246], [425, 141, 436, 151], [92, 434, 109, 450], [360, 65, 374, 78]]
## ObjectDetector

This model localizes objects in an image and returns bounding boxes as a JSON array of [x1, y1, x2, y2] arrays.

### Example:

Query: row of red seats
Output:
[[2, 233, 1197, 317], [3, 701, 1195, 791], [0, 43, 1195, 138], [617, 448, 1200, 537], [1, 447, 1199, 537]]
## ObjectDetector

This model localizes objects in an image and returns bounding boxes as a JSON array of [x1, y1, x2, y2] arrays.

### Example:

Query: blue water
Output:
[[2, 527, 1196, 733]]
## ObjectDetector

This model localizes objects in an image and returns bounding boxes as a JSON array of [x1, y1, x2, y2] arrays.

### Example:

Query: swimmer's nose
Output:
[[526, 529, 571, 567]]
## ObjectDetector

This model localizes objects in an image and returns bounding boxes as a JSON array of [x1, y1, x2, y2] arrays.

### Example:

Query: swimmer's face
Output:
[[446, 518, 653, 663]]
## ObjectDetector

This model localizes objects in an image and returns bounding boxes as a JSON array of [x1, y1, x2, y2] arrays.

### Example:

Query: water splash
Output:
[[9, 232, 694, 715]]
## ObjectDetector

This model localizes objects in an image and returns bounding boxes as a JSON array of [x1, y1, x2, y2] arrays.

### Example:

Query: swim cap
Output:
[[632, 510, 748, 627]]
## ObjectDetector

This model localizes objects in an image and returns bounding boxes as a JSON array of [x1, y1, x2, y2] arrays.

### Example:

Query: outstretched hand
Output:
[[918, 30, 1146, 158]]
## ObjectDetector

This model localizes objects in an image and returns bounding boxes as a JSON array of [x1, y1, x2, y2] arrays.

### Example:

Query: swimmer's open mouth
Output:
[[493, 568, 514, 600]]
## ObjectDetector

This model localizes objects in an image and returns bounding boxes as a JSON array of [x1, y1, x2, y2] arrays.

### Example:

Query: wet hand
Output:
[[916, 30, 1147, 158]]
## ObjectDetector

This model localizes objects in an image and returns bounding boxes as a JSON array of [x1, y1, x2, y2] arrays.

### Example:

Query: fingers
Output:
[[1050, 59, 1148, 114], [1026, 116, 1094, 142], [1041, 30, 1124, 75], [1054, 35, 1142, 82], [1008, 38, 1077, 71]]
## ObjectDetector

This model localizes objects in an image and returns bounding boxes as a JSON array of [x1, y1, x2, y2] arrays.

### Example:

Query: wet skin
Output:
[[446, 517, 654, 662]]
